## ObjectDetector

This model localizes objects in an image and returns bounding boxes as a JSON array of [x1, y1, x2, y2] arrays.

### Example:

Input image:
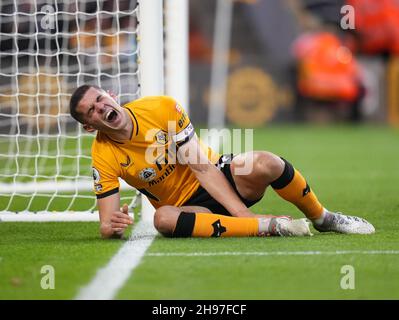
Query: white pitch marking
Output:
[[75, 220, 157, 300], [146, 250, 399, 257]]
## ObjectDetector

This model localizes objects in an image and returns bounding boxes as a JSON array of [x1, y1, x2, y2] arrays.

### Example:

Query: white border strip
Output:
[[0, 212, 100, 222], [146, 250, 399, 257], [75, 220, 157, 300]]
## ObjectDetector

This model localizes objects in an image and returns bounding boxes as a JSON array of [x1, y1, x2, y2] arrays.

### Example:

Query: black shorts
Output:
[[182, 154, 262, 216]]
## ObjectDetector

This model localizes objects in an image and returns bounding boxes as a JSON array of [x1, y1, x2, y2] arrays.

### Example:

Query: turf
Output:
[[1, 125, 398, 299], [0, 222, 124, 299]]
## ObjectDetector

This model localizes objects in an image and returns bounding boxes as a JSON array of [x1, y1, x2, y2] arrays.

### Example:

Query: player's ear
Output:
[[83, 124, 96, 133]]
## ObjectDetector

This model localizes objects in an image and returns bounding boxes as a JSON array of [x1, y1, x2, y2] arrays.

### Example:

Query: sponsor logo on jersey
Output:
[[148, 164, 176, 186], [92, 167, 100, 183], [120, 155, 131, 167], [155, 130, 168, 145], [95, 184, 103, 192], [139, 167, 157, 182]]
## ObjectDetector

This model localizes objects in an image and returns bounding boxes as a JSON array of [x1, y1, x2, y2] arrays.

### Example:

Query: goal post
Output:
[[0, 0, 188, 222], [165, 0, 189, 114], [137, 0, 164, 222]]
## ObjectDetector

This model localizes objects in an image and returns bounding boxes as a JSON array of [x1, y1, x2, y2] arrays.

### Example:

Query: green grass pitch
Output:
[[0, 125, 398, 299]]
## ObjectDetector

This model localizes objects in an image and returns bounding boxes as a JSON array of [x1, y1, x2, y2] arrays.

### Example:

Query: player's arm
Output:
[[91, 147, 133, 239], [97, 193, 134, 239], [177, 134, 254, 218], [163, 96, 254, 217]]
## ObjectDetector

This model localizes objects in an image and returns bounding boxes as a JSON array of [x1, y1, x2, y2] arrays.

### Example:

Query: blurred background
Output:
[[1, 0, 399, 131], [189, 0, 399, 127]]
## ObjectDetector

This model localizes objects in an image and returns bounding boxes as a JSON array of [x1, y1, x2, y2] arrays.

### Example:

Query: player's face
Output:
[[77, 87, 129, 132]]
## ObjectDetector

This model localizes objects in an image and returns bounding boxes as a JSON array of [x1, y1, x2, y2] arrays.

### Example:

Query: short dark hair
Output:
[[69, 84, 101, 124]]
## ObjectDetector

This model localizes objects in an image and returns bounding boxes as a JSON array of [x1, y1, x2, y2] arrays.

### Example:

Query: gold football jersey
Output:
[[91, 96, 219, 208]]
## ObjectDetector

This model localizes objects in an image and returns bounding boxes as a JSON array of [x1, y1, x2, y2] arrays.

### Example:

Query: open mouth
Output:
[[105, 110, 118, 123]]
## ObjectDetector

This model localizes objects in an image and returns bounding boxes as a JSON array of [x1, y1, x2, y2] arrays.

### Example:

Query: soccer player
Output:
[[69, 85, 375, 239]]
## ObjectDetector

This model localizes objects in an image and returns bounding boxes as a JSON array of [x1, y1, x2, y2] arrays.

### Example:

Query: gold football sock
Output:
[[172, 212, 267, 237], [271, 158, 324, 220]]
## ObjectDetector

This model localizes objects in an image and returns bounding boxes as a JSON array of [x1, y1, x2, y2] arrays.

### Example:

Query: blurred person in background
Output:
[[292, 30, 364, 122], [290, 0, 399, 123], [289, 0, 365, 122], [346, 0, 399, 56]]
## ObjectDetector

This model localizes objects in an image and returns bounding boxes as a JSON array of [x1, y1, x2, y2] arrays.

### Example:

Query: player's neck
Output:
[[105, 113, 134, 142]]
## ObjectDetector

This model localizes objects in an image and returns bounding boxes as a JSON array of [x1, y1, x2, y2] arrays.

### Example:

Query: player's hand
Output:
[[110, 203, 134, 235]]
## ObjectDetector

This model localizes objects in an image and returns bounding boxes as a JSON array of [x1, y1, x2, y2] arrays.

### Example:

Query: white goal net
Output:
[[0, 0, 141, 219]]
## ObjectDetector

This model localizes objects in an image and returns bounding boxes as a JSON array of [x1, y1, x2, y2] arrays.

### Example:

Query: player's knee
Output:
[[153, 206, 170, 232], [153, 206, 178, 237], [254, 151, 284, 180]]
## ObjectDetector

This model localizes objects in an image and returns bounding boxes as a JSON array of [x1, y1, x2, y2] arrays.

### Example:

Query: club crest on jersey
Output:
[[139, 167, 156, 182], [92, 167, 100, 183], [155, 130, 168, 145]]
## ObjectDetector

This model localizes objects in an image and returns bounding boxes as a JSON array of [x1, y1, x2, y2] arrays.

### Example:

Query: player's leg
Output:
[[230, 151, 375, 234], [231, 151, 325, 220], [153, 205, 311, 238], [154, 205, 211, 236], [229, 151, 284, 201]]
